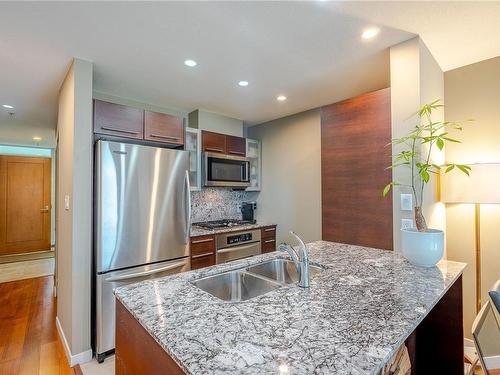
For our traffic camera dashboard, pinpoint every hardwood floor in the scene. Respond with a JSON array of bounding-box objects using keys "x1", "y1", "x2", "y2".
[{"x1": 0, "y1": 276, "x2": 75, "y2": 375}]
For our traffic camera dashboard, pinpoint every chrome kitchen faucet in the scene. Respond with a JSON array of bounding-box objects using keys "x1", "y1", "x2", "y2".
[{"x1": 278, "y1": 231, "x2": 310, "y2": 288}]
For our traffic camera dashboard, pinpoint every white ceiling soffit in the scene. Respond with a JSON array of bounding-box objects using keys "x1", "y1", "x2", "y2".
[{"x1": 333, "y1": 1, "x2": 500, "y2": 72}]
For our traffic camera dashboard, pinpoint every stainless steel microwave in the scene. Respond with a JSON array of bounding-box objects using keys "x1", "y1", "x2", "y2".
[{"x1": 203, "y1": 152, "x2": 250, "y2": 188}]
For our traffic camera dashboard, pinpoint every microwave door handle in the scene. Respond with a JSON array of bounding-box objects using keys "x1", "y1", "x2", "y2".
[
  {"x1": 185, "y1": 170, "x2": 191, "y2": 243},
  {"x1": 105, "y1": 260, "x2": 189, "y2": 282}
]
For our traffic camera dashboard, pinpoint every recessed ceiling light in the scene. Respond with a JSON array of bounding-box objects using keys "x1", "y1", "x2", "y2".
[
  {"x1": 362, "y1": 27, "x2": 380, "y2": 40},
  {"x1": 184, "y1": 59, "x2": 197, "y2": 67},
  {"x1": 33, "y1": 136, "x2": 42, "y2": 142},
  {"x1": 277, "y1": 95, "x2": 287, "y2": 101},
  {"x1": 238, "y1": 81, "x2": 249, "y2": 87},
  {"x1": 2, "y1": 104, "x2": 14, "y2": 109}
]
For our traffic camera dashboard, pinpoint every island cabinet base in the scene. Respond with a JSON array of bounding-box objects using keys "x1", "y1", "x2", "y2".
[
  {"x1": 115, "y1": 300, "x2": 185, "y2": 375},
  {"x1": 116, "y1": 276, "x2": 464, "y2": 375},
  {"x1": 405, "y1": 275, "x2": 464, "y2": 375}
]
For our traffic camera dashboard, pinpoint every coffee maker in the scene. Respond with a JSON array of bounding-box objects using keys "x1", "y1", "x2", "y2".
[{"x1": 241, "y1": 202, "x2": 257, "y2": 223}]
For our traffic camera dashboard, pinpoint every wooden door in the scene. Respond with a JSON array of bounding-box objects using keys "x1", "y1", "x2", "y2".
[
  {"x1": 201, "y1": 131, "x2": 227, "y2": 154},
  {"x1": 0, "y1": 156, "x2": 51, "y2": 255},
  {"x1": 321, "y1": 88, "x2": 393, "y2": 250},
  {"x1": 144, "y1": 111, "x2": 184, "y2": 145},
  {"x1": 226, "y1": 135, "x2": 246, "y2": 157},
  {"x1": 94, "y1": 100, "x2": 144, "y2": 140}
]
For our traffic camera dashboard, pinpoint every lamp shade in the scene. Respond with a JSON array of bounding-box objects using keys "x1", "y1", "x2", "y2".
[{"x1": 443, "y1": 163, "x2": 500, "y2": 204}]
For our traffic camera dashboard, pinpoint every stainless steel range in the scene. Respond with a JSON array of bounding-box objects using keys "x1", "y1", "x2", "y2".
[{"x1": 193, "y1": 220, "x2": 261, "y2": 263}]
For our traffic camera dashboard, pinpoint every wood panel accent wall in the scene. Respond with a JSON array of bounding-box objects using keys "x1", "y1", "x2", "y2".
[{"x1": 321, "y1": 88, "x2": 393, "y2": 250}]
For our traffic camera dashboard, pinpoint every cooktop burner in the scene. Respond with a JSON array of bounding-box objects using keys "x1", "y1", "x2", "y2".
[{"x1": 192, "y1": 219, "x2": 256, "y2": 229}]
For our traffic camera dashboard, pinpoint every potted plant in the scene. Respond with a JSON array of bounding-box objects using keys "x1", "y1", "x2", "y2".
[{"x1": 383, "y1": 100, "x2": 471, "y2": 267}]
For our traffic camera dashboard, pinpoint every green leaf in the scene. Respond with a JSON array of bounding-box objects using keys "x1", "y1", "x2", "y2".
[
  {"x1": 442, "y1": 137, "x2": 461, "y2": 143},
  {"x1": 457, "y1": 165, "x2": 471, "y2": 176},
  {"x1": 383, "y1": 183, "x2": 392, "y2": 197},
  {"x1": 420, "y1": 170, "x2": 430, "y2": 183},
  {"x1": 445, "y1": 164, "x2": 455, "y2": 173},
  {"x1": 436, "y1": 138, "x2": 444, "y2": 150}
]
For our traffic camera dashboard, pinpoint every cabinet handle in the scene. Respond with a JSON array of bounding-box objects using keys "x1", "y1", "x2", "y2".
[
  {"x1": 150, "y1": 134, "x2": 181, "y2": 141},
  {"x1": 205, "y1": 147, "x2": 224, "y2": 152},
  {"x1": 40, "y1": 206, "x2": 49, "y2": 213},
  {"x1": 264, "y1": 239, "x2": 275, "y2": 243},
  {"x1": 228, "y1": 151, "x2": 245, "y2": 156},
  {"x1": 264, "y1": 228, "x2": 275, "y2": 232},
  {"x1": 191, "y1": 252, "x2": 214, "y2": 259},
  {"x1": 192, "y1": 238, "x2": 214, "y2": 244},
  {"x1": 101, "y1": 126, "x2": 140, "y2": 135}
]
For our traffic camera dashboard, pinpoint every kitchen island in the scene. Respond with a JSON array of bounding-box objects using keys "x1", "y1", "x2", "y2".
[{"x1": 114, "y1": 241, "x2": 466, "y2": 375}]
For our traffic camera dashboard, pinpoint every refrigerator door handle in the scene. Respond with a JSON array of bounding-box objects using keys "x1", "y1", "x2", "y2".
[
  {"x1": 105, "y1": 260, "x2": 189, "y2": 282},
  {"x1": 185, "y1": 170, "x2": 191, "y2": 243}
]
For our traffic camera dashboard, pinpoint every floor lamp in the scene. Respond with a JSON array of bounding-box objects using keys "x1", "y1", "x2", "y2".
[{"x1": 443, "y1": 163, "x2": 500, "y2": 313}]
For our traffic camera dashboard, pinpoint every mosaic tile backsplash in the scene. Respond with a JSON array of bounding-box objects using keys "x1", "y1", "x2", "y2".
[{"x1": 191, "y1": 188, "x2": 258, "y2": 223}]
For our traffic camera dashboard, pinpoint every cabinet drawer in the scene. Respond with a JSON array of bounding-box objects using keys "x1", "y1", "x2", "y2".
[
  {"x1": 226, "y1": 135, "x2": 246, "y2": 157},
  {"x1": 191, "y1": 254, "x2": 216, "y2": 270},
  {"x1": 262, "y1": 238, "x2": 276, "y2": 253},
  {"x1": 190, "y1": 235, "x2": 215, "y2": 256},
  {"x1": 94, "y1": 100, "x2": 144, "y2": 139},
  {"x1": 261, "y1": 226, "x2": 276, "y2": 239},
  {"x1": 144, "y1": 111, "x2": 184, "y2": 145},
  {"x1": 202, "y1": 131, "x2": 226, "y2": 154}
]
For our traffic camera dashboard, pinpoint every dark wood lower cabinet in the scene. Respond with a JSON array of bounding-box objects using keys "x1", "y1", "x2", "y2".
[
  {"x1": 261, "y1": 225, "x2": 277, "y2": 253},
  {"x1": 116, "y1": 300, "x2": 184, "y2": 375},
  {"x1": 190, "y1": 234, "x2": 216, "y2": 270},
  {"x1": 115, "y1": 276, "x2": 463, "y2": 375}
]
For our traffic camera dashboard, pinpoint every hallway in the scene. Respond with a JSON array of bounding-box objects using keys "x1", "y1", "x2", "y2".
[{"x1": 0, "y1": 276, "x2": 75, "y2": 375}]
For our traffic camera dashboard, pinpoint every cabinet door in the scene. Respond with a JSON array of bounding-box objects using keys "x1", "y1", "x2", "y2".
[
  {"x1": 144, "y1": 111, "x2": 184, "y2": 145},
  {"x1": 201, "y1": 131, "x2": 226, "y2": 154},
  {"x1": 246, "y1": 139, "x2": 261, "y2": 191},
  {"x1": 94, "y1": 100, "x2": 144, "y2": 139},
  {"x1": 226, "y1": 135, "x2": 246, "y2": 157},
  {"x1": 185, "y1": 128, "x2": 201, "y2": 191}
]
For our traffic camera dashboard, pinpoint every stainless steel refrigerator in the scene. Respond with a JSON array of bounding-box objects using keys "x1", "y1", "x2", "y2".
[{"x1": 95, "y1": 140, "x2": 191, "y2": 362}]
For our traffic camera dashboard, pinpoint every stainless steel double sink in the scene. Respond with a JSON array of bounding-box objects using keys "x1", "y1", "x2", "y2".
[{"x1": 192, "y1": 259, "x2": 323, "y2": 302}]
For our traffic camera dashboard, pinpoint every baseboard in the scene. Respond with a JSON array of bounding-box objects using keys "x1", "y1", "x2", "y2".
[
  {"x1": 485, "y1": 355, "x2": 500, "y2": 368},
  {"x1": 56, "y1": 316, "x2": 93, "y2": 367}
]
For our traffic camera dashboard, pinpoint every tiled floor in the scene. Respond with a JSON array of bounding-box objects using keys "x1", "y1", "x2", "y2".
[
  {"x1": 0, "y1": 258, "x2": 54, "y2": 283},
  {"x1": 79, "y1": 356, "x2": 115, "y2": 375}
]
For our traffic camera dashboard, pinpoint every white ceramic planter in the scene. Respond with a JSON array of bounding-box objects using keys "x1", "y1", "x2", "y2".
[{"x1": 401, "y1": 228, "x2": 444, "y2": 267}]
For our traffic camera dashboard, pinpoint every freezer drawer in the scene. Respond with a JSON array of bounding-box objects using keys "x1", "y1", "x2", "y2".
[{"x1": 96, "y1": 258, "x2": 190, "y2": 358}]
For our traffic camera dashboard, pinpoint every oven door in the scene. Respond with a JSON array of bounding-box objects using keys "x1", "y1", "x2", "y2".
[
  {"x1": 216, "y1": 241, "x2": 261, "y2": 264},
  {"x1": 204, "y1": 152, "x2": 250, "y2": 187}
]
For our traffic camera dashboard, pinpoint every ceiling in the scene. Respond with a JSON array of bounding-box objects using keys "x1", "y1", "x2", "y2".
[{"x1": 0, "y1": 2, "x2": 499, "y2": 146}]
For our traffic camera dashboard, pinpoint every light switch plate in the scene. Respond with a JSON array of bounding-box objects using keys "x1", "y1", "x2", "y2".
[
  {"x1": 64, "y1": 195, "x2": 70, "y2": 211},
  {"x1": 401, "y1": 219, "x2": 413, "y2": 229},
  {"x1": 400, "y1": 194, "x2": 413, "y2": 211}
]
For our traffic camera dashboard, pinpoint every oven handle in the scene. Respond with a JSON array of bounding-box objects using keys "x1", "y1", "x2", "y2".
[
  {"x1": 105, "y1": 260, "x2": 188, "y2": 282},
  {"x1": 217, "y1": 242, "x2": 260, "y2": 254}
]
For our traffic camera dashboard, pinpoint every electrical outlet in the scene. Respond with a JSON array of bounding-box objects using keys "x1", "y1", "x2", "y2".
[
  {"x1": 401, "y1": 219, "x2": 413, "y2": 230},
  {"x1": 400, "y1": 194, "x2": 413, "y2": 211}
]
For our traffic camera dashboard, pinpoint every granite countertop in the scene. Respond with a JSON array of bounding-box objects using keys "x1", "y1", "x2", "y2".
[
  {"x1": 190, "y1": 223, "x2": 276, "y2": 237},
  {"x1": 114, "y1": 241, "x2": 466, "y2": 375}
]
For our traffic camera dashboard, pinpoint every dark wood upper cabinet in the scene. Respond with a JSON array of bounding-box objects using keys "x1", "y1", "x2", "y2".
[
  {"x1": 321, "y1": 87, "x2": 393, "y2": 251},
  {"x1": 226, "y1": 135, "x2": 246, "y2": 156},
  {"x1": 144, "y1": 111, "x2": 184, "y2": 145},
  {"x1": 94, "y1": 100, "x2": 144, "y2": 140},
  {"x1": 201, "y1": 131, "x2": 227, "y2": 154}
]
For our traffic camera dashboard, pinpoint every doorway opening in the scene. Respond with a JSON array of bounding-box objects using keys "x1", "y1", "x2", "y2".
[{"x1": 0, "y1": 145, "x2": 55, "y2": 283}]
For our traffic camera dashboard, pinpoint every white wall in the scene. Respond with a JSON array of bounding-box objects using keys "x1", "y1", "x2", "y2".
[
  {"x1": 389, "y1": 37, "x2": 445, "y2": 251},
  {"x1": 445, "y1": 56, "x2": 500, "y2": 338},
  {"x1": 190, "y1": 109, "x2": 243, "y2": 137},
  {"x1": 56, "y1": 58, "x2": 93, "y2": 365},
  {"x1": 247, "y1": 109, "x2": 321, "y2": 245}
]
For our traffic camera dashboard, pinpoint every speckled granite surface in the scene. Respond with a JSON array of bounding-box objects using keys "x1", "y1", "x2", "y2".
[
  {"x1": 114, "y1": 241, "x2": 466, "y2": 375},
  {"x1": 190, "y1": 223, "x2": 276, "y2": 237}
]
